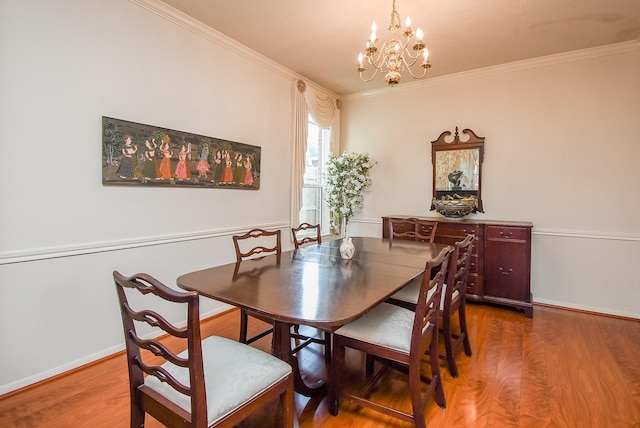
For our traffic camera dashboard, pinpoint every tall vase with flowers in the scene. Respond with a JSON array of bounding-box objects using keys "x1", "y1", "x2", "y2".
[{"x1": 325, "y1": 152, "x2": 375, "y2": 258}]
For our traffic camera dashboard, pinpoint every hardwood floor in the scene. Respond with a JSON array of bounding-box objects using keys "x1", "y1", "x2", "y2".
[{"x1": 1, "y1": 304, "x2": 639, "y2": 427}]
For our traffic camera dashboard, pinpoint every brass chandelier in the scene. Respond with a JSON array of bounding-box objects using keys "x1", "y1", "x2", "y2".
[{"x1": 357, "y1": 0, "x2": 431, "y2": 86}]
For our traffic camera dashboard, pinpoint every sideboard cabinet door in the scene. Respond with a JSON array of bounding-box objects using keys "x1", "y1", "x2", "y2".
[{"x1": 484, "y1": 225, "x2": 533, "y2": 317}]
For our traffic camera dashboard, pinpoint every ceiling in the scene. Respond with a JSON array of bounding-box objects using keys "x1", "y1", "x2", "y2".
[{"x1": 161, "y1": 0, "x2": 640, "y2": 95}]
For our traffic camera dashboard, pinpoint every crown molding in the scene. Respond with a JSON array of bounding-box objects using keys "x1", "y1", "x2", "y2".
[
  {"x1": 129, "y1": 0, "x2": 294, "y2": 80},
  {"x1": 345, "y1": 39, "x2": 640, "y2": 100},
  {"x1": 129, "y1": 0, "x2": 338, "y2": 98}
]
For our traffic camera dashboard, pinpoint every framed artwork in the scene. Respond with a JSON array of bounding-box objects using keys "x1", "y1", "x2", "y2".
[{"x1": 102, "y1": 116, "x2": 261, "y2": 189}]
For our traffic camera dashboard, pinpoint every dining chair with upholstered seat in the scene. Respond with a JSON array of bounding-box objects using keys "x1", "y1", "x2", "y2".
[
  {"x1": 290, "y1": 223, "x2": 332, "y2": 361},
  {"x1": 439, "y1": 234, "x2": 475, "y2": 377},
  {"x1": 232, "y1": 228, "x2": 281, "y2": 345},
  {"x1": 113, "y1": 271, "x2": 294, "y2": 428},
  {"x1": 329, "y1": 246, "x2": 453, "y2": 428},
  {"x1": 388, "y1": 217, "x2": 438, "y2": 242},
  {"x1": 291, "y1": 222, "x2": 322, "y2": 249},
  {"x1": 387, "y1": 233, "x2": 475, "y2": 378},
  {"x1": 233, "y1": 228, "x2": 331, "y2": 361},
  {"x1": 385, "y1": 218, "x2": 438, "y2": 310}
]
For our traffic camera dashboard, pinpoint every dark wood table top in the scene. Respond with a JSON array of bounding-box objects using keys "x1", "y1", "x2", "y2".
[
  {"x1": 177, "y1": 236, "x2": 448, "y2": 396},
  {"x1": 177, "y1": 237, "x2": 448, "y2": 329}
]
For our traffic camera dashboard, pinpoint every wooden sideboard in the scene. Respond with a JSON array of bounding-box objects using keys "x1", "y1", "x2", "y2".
[{"x1": 382, "y1": 215, "x2": 533, "y2": 317}]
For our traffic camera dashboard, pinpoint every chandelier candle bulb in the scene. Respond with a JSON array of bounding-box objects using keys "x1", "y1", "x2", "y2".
[{"x1": 357, "y1": 53, "x2": 365, "y2": 71}]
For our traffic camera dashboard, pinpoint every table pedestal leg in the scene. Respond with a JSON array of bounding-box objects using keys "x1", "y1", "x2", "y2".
[{"x1": 272, "y1": 320, "x2": 326, "y2": 397}]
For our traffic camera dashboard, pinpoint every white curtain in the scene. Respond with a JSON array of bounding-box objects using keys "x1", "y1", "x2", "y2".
[{"x1": 290, "y1": 79, "x2": 340, "y2": 226}]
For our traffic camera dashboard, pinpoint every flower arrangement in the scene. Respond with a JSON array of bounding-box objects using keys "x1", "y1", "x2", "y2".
[{"x1": 325, "y1": 152, "x2": 375, "y2": 237}]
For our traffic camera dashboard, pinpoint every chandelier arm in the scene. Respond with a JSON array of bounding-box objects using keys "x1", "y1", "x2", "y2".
[
  {"x1": 404, "y1": 64, "x2": 428, "y2": 79},
  {"x1": 359, "y1": 67, "x2": 382, "y2": 83},
  {"x1": 402, "y1": 47, "x2": 421, "y2": 62},
  {"x1": 401, "y1": 51, "x2": 421, "y2": 68}
]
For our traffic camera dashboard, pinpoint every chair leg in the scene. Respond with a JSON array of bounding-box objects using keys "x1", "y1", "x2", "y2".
[
  {"x1": 281, "y1": 376, "x2": 295, "y2": 428},
  {"x1": 324, "y1": 331, "x2": 331, "y2": 363},
  {"x1": 329, "y1": 342, "x2": 344, "y2": 416},
  {"x1": 459, "y1": 304, "x2": 472, "y2": 357},
  {"x1": 430, "y1": 333, "x2": 446, "y2": 409},
  {"x1": 365, "y1": 353, "x2": 375, "y2": 375},
  {"x1": 408, "y1": 364, "x2": 427, "y2": 428},
  {"x1": 130, "y1": 396, "x2": 145, "y2": 428},
  {"x1": 442, "y1": 313, "x2": 458, "y2": 378},
  {"x1": 239, "y1": 309, "x2": 249, "y2": 343}
]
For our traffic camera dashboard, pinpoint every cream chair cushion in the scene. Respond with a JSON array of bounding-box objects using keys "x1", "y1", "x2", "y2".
[
  {"x1": 390, "y1": 276, "x2": 458, "y2": 310},
  {"x1": 145, "y1": 336, "x2": 291, "y2": 425},
  {"x1": 334, "y1": 303, "x2": 432, "y2": 354}
]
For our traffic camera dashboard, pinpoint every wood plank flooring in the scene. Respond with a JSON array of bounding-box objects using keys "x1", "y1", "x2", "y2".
[{"x1": 1, "y1": 303, "x2": 639, "y2": 427}]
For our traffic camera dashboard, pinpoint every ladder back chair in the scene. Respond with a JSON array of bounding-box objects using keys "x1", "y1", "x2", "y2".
[
  {"x1": 329, "y1": 246, "x2": 453, "y2": 428},
  {"x1": 290, "y1": 223, "x2": 331, "y2": 361},
  {"x1": 386, "y1": 234, "x2": 475, "y2": 378},
  {"x1": 388, "y1": 217, "x2": 438, "y2": 243},
  {"x1": 232, "y1": 228, "x2": 329, "y2": 361},
  {"x1": 386, "y1": 218, "x2": 438, "y2": 309},
  {"x1": 291, "y1": 223, "x2": 322, "y2": 249},
  {"x1": 113, "y1": 271, "x2": 294, "y2": 428},
  {"x1": 232, "y1": 228, "x2": 281, "y2": 345},
  {"x1": 440, "y1": 233, "x2": 475, "y2": 377}
]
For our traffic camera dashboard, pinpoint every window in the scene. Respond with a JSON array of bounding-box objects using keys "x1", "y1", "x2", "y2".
[{"x1": 301, "y1": 115, "x2": 331, "y2": 235}]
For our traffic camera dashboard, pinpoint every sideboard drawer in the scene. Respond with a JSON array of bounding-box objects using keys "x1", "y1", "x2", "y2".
[
  {"x1": 486, "y1": 226, "x2": 528, "y2": 242},
  {"x1": 436, "y1": 222, "x2": 482, "y2": 239},
  {"x1": 467, "y1": 274, "x2": 483, "y2": 297},
  {"x1": 468, "y1": 253, "x2": 482, "y2": 275}
]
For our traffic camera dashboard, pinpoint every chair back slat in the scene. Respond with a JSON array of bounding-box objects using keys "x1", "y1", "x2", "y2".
[
  {"x1": 136, "y1": 358, "x2": 191, "y2": 396},
  {"x1": 389, "y1": 218, "x2": 438, "y2": 243}
]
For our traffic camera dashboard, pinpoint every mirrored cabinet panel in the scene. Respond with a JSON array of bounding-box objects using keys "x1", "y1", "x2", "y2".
[{"x1": 431, "y1": 127, "x2": 485, "y2": 215}]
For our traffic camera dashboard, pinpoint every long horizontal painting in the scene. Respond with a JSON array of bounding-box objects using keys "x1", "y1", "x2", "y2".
[{"x1": 102, "y1": 116, "x2": 261, "y2": 189}]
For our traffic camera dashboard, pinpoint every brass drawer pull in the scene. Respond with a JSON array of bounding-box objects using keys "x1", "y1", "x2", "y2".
[{"x1": 499, "y1": 267, "x2": 513, "y2": 275}]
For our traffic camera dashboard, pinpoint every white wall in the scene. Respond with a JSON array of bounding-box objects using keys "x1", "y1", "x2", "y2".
[
  {"x1": 0, "y1": 0, "x2": 303, "y2": 394},
  {"x1": 2, "y1": 0, "x2": 638, "y2": 397},
  {"x1": 340, "y1": 43, "x2": 640, "y2": 319}
]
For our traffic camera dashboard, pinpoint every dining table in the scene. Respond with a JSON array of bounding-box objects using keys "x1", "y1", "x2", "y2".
[{"x1": 176, "y1": 236, "x2": 448, "y2": 397}]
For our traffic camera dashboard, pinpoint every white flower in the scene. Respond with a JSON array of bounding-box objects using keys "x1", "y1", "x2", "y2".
[{"x1": 324, "y1": 152, "x2": 376, "y2": 235}]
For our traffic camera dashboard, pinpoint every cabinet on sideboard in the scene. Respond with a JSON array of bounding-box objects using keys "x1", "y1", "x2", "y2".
[{"x1": 382, "y1": 215, "x2": 533, "y2": 317}]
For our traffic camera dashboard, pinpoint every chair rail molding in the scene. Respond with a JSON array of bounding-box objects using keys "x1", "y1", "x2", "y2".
[{"x1": 0, "y1": 222, "x2": 290, "y2": 265}]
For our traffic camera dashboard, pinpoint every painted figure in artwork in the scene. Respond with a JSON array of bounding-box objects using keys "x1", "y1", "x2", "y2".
[
  {"x1": 158, "y1": 135, "x2": 173, "y2": 180},
  {"x1": 141, "y1": 138, "x2": 158, "y2": 180},
  {"x1": 210, "y1": 150, "x2": 222, "y2": 183},
  {"x1": 243, "y1": 154, "x2": 254, "y2": 185},
  {"x1": 220, "y1": 151, "x2": 235, "y2": 184},
  {"x1": 116, "y1": 134, "x2": 138, "y2": 179},
  {"x1": 234, "y1": 152, "x2": 244, "y2": 184},
  {"x1": 196, "y1": 145, "x2": 210, "y2": 178},
  {"x1": 175, "y1": 145, "x2": 192, "y2": 180}
]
